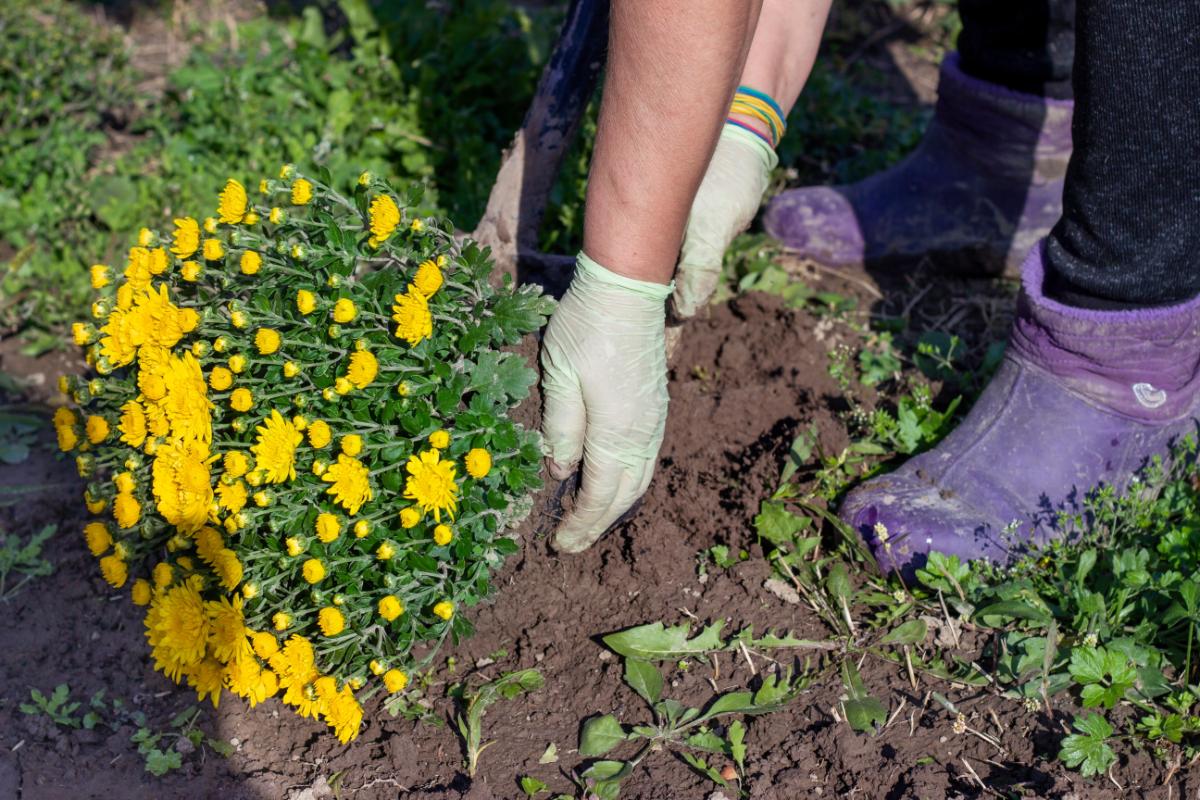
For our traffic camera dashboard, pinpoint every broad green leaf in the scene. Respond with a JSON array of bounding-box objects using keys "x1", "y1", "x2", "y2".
[
  {"x1": 579, "y1": 714, "x2": 626, "y2": 757},
  {"x1": 880, "y1": 619, "x2": 927, "y2": 646},
  {"x1": 974, "y1": 599, "x2": 1051, "y2": 627},
  {"x1": 1059, "y1": 714, "x2": 1116, "y2": 777},
  {"x1": 519, "y1": 776, "x2": 548, "y2": 796},
  {"x1": 754, "y1": 501, "x2": 809, "y2": 546},
  {"x1": 602, "y1": 621, "x2": 726, "y2": 661},
  {"x1": 728, "y1": 720, "x2": 746, "y2": 770},
  {"x1": 623, "y1": 659, "x2": 663, "y2": 705}
]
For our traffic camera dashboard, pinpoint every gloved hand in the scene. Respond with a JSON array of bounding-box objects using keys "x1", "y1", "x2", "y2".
[
  {"x1": 671, "y1": 124, "x2": 778, "y2": 319},
  {"x1": 541, "y1": 253, "x2": 673, "y2": 553}
]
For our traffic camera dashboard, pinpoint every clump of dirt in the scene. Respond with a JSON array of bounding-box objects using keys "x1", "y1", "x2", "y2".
[{"x1": 4, "y1": 280, "x2": 1196, "y2": 800}]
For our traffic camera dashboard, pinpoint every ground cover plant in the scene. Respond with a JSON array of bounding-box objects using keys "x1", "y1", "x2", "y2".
[{"x1": 55, "y1": 167, "x2": 551, "y2": 742}]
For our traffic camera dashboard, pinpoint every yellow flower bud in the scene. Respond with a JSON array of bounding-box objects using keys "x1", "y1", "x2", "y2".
[
  {"x1": 340, "y1": 434, "x2": 363, "y2": 457},
  {"x1": 428, "y1": 430, "x2": 450, "y2": 449},
  {"x1": 399, "y1": 507, "x2": 420, "y2": 529},
  {"x1": 383, "y1": 669, "x2": 408, "y2": 693},
  {"x1": 203, "y1": 238, "x2": 224, "y2": 260},
  {"x1": 283, "y1": 361, "x2": 300, "y2": 378},
  {"x1": 228, "y1": 354, "x2": 247, "y2": 374},
  {"x1": 432, "y1": 601, "x2": 454, "y2": 621},
  {"x1": 433, "y1": 524, "x2": 453, "y2": 546},
  {"x1": 302, "y1": 558, "x2": 326, "y2": 584},
  {"x1": 332, "y1": 298, "x2": 357, "y2": 324},
  {"x1": 269, "y1": 207, "x2": 285, "y2": 224},
  {"x1": 230, "y1": 387, "x2": 253, "y2": 412},
  {"x1": 376, "y1": 542, "x2": 395, "y2": 561},
  {"x1": 213, "y1": 336, "x2": 228, "y2": 353},
  {"x1": 181, "y1": 260, "x2": 202, "y2": 282},
  {"x1": 230, "y1": 310, "x2": 248, "y2": 329},
  {"x1": 90, "y1": 264, "x2": 111, "y2": 289},
  {"x1": 353, "y1": 519, "x2": 370, "y2": 538},
  {"x1": 273, "y1": 612, "x2": 292, "y2": 631},
  {"x1": 316, "y1": 513, "x2": 341, "y2": 543},
  {"x1": 378, "y1": 595, "x2": 404, "y2": 621},
  {"x1": 286, "y1": 537, "x2": 304, "y2": 557},
  {"x1": 253, "y1": 491, "x2": 271, "y2": 507},
  {"x1": 296, "y1": 289, "x2": 316, "y2": 315},
  {"x1": 240, "y1": 250, "x2": 262, "y2": 275}
]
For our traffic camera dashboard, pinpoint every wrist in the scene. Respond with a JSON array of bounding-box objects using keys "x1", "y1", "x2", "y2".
[{"x1": 574, "y1": 252, "x2": 674, "y2": 303}]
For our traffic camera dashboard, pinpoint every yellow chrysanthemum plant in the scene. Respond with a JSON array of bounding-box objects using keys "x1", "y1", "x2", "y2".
[{"x1": 59, "y1": 167, "x2": 553, "y2": 743}]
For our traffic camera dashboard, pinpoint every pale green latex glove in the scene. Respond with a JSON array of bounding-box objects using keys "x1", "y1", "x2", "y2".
[
  {"x1": 672, "y1": 124, "x2": 778, "y2": 319},
  {"x1": 541, "y1": 253, "x2": 672, "y2": 553}
]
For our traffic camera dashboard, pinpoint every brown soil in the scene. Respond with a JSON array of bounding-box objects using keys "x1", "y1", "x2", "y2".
[{"x1": 3, "y1": 273, "x2": 1198, "y2": 800}]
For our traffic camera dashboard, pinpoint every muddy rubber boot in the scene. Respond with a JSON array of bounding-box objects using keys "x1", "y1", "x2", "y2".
[
  {"x1": 762, "y1": 54, "x2": 1073, "y2": 278},
  {"x1": 839, "y1": 243, "x2": 1200, "y2": 572}
]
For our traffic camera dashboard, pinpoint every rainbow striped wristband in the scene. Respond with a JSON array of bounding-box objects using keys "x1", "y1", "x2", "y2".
[{"x1": 727, "y1": 85, "x2": 786, "y2": 148}]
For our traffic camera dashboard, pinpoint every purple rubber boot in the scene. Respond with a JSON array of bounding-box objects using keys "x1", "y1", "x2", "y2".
[
  {"x1": 840, "y1": 243, "x2": 1200, "y2": 571},
  {"x1": 763, "y1": 54, "x2": 1073, "y2": 278}
]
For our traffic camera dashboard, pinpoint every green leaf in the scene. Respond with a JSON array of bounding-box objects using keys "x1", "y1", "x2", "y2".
[
  {"x1": 974, "y1": 599, "x2": 1051, "y2": 627},
  {"x1": 728, "y1": 720, "x2": 746, "y2": 771},
  {"x1": 623, "y1": 659, "x2": 663, "y2": 705},
  {"x1": 519, "y1": 776, "x2": 548, "y2": 796},
  {"x1": 754, "y1": 501, "x2": 809, "y2": 547},
  {"x1": 602, "y1": 621, "x2": 725, "y2": 661},
  {"x1": 880, "y1": 619, "x2": 927, "y2": 646},
  {"x1": 841, "y1": 661, "x2": 886, "y2": 734},
  {"x1": 1059, "y1": 713, "x2": 1116, "y2": 777},
  {"x1": 579, "y1": 714, "x2": 626, "y2": 757},
  {"x1": 143, "y1": 748, "x2": 183, "y2": 776}
]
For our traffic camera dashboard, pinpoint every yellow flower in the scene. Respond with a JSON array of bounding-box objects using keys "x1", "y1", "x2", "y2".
[
  {"x1": 72, "y1": 322, "x2": 92, "y2": 346},
  {"x1": 273, "y1": 612, "x2": 292, "y2": 631},
  {"x1": 346, "y1": 350, "x2": 378, "y2": 389},
  {"x1": 279, "y1": 164, "x2": 294, "y2": 179},
  {"x1": 147, "y1": 247, "x2": 169, "y2": 276},
  {"x1": 433, "y1": 601, "x2": 454, "y2": 621},
  {"x1": 85, "y1": 493, "x2": 107, "y2": 514},
  {"x1": 369, "y1": 195, "x2": 400, "y2": 242},
  {"x1": 413, "y1": 259, "x2": 444, "y2": 297},
  {"x1": 228, "y1": 354, "x2": 247, "y2": 374},
  {"x1": 296, "y1": 289, "x2": 316, "y2": 315},
  {"x1": 212, "y1": 549, "x2": 244, "y2": 591},
  {"x1": 90, "y1": 264, "x2": 111, "y2": 289},
  {"x1": 181, "y1": 260, "x2": 202, "y2": 282},
  {"x1": 251, "y1": 632, "x2": 279, "y2": 659},
  {"x1": 206, "y1": 594, "x2": 250, "y2": 663},
  {"x1": 145, "y1": 577, "x2": 209, "y2": 681},
  {"x1": 218, "y1": 179, "x2": 248, "y2": 224},
  {"x1": 322, "y1": 455, "x2": 373, "y2": 515},
  {"x1": 369, "y1": 660, "x2": 385, "y2": 676},
  {"x1": 318, "y1": 607, "x2": 345, "y2": 637},
  {"x1": 213, "y1": 336, "x2": 228, "y2": 353},
  {"x1": 307, "y1": 420, "x2": 332, "y2": 448},
  {"x1": 302, "y1": 558, "x2": 326, "y2": 584},
  {"x1": 315, "y1": 513, "x2": 341, "y2": 543},
  {"x1": 292, "y1": 415, "x2": 308, "y2": 431},
  {"x1": 243, "y1": 211, "x2": 259, "y2": 225},
  {"x1": 184, "y1": 657, "x2": 224, "y2": 708},
  {"x1": 84, "y1": 521, "x2": 112, "y2": 556},
  {"x1": 353, "y1": 519, "x2": 370, "y2": 538},
  {"x1": 323, "y1": 683, "x2": 363, "y2": 743},
  {"x1": 195, "y1": 526, "x2": 224, "y2": 564},
  {"x1": 255, "y1": 327, "x2": 282, "y2": 355},
  {"x1": 410, "y1": 218, "x2": 424, "y2": 232},
  {"x1": 383, "y1": 669, "x2": 408, "y2": 693},
  {"x1": 230, "y1": 387, "x2": 253, "y2": 412},
  {"x1": 403, "y1": 449, "x2": 459, "y2": 521},
  {"x1": 433, "y1": 524, "x2": 453, "y2": 546},
  {"x1": 378, "y1": 595, "x2": 404, "y2": 621},
  {"x1": 230, "y1": 309, "x2": 248, "y2": 329},
  {"x1": 204, "y1": 217, "x2": 219, "y2": 234},
  {"x1": 113, "y1": 492, "x2": 141, "y2": 529},
  {"x1": 153, "y1": 562, "x2": 173, "y2": 588},
  {"x1": 465, "y1": 448, "x2": 492, "y2": 478},
  {"x1": 428, "y1": 430, "x2": 449, "y2": 449},
  {"x1": 84, "y1": 414, "x2": 109, "y2": 444},
  {"x1": 358, "y1": 171, "x2": 372, "y2": 186},
  {"x1": 99, "y1": 555, "x2": 128, "y2": 588},
  {"x1": 240, "y1": 250, "x2": 262, "y2": 275},
  {"x1": 340, "y1": 434, "x2": 363, "y2": 457},
  {"x1": 269, "y1": 207, "x2": 285, "y2": 224},
  {"x1": 54, "y1": 408, "x2": 78, "y2": 452},
  {"x1": 376, "y1": 542, "x2": 394, "y2": 561},
  {"x1": 283, "y1": 361, "x2": 300, "y2": 378},
  {"x1": 252, "y1": 409, "x2": 303, "y2": 483},
  {"x1": 131, "y1": 579, "x2": 152, "y2": 606},
  {"x1": 203, "y1": 238, "x2": 225, "y2": 261},
  {"x1": 253, "y1": 490, "x2": 271, "y2": 507},
  {"x1": 209, "y1": 366, "x2": 233, "y2": 391},
  {"x1": 216, "y1": 480, "x2": 248, "y2": 514},
  {"x1": 291, "y1": 178, "x2": 313, "y2": 205},
  {"x1": 332, "y1": 298, "x2": 357, "y2": 324},
  {"x1": 335, "y1": 377, "x2": 353, "y2": 396},
  {"x1": 113, "y1": 471, "x2": 135, "y2": 494},
  {"x1": 286, "y1": 537, "x2": 304, "y2": 556},
  {"x1": 223, "y1": 451, "x2": 249, "y2": 478},
  {"x1": 137, "y1": 227, "x2": 155, "y2": 247},
  {"x1": 151, "y1": 439, "x2": 213, "y2": 533},
  {"x1": 172, "y1": 218, "x2": 200, "y2": 258},
  {"x1": 399, "y1": 507, "x2": 420, "y2": 528},
  {"x1": 391, "y1": 285, "x2": 433, "y2": 346}
]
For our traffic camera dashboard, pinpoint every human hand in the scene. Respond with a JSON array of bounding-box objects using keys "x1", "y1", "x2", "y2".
[
  {"x1": 540, "y1": 253, "x2": 673, "y2": 552},
  {"x1": 671, "y1": 124, "x2": 777, "y2": 319}
]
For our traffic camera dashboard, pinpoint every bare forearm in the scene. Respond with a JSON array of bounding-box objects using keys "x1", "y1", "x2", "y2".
[
  {"x1": 582, "y1": 0, "x2": 762, "y2": 285},
  {"x1": 738, "y1": 0, "x2": 832, "y2": 114}
]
